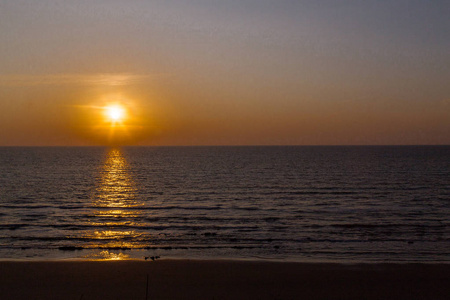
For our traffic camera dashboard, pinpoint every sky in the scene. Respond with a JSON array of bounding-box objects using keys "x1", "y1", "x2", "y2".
[{"x1": 0, "y1": 0, "x2": 449, "y2": 146}]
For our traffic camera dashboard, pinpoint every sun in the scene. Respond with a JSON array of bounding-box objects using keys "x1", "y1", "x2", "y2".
[{"x1": 104, "y1": 104, "x2": 126, "y2": 123}]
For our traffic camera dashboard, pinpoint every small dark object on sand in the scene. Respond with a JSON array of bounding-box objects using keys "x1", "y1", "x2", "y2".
[{"x1": 145, "y1": 256, "x2": 160, "y2": 261}]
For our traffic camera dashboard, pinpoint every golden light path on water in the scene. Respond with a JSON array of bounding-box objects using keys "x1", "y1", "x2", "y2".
[{"x1": 85, "y1": 148, "x2": 142, "y2": 260}]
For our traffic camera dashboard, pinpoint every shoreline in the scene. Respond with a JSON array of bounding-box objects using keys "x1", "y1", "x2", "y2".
[
  {"x1": 0, "y1": 256, "x2": 449, "y2": 264},
  {"x1": 1, "y1": 259, "x2": 449, "y2": 299},
  {"x1": 1, "y1": 253, "x2": 449, "y2": 264}
]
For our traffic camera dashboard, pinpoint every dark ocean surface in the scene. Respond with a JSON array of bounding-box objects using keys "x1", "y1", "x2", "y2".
[{"x1": 0, "y1": 146, "x2": 449, "y2": 262}]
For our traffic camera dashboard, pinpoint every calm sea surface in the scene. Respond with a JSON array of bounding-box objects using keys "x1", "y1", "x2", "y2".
[{"x1": 0, "y1": 146, "x2": 449, "y2": 262}]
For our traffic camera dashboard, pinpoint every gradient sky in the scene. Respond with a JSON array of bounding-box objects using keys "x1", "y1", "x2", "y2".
[{"x1": 1, "y1": 0, "x2": 449, "y2": 146}]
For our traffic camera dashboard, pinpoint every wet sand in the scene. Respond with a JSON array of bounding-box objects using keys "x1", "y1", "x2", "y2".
[{"x1": 0, "y1": 260, "x2": 448, "y2": 299}]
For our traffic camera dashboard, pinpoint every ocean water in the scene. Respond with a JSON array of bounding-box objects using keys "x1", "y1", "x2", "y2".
[{"x1": 0, "y1": 146, "x2": 449, "y2": 262}]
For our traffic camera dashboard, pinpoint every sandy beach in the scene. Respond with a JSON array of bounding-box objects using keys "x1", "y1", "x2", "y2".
[{"x1": 0, "y1": 260, "x2": 448, "y2": 300}]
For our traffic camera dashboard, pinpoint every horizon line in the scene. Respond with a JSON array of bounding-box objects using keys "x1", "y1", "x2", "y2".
[{"x1": 0, "y1": 144, "x2": 449, "y2": 148}]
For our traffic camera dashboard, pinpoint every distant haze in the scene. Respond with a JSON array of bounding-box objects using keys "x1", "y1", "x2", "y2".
[{"x1": 1, "y1": 1, "x2": 449, "y2": 146}]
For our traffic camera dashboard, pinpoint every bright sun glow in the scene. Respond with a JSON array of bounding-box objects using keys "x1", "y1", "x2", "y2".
[{"x1": 105, "y1": 104, "x2": 126, "y2": 122}]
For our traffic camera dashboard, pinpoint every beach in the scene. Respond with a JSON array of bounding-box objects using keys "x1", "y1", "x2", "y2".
[
  {"x1": 0, "y1": 260, "x2": 448, "y2": 300},
  {"x1": 2, "y1": 0, "x2": 449, "y2": 298}
]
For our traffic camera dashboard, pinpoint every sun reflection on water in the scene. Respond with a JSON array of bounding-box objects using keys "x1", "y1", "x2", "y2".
[
  {"x1": 85, "y1": 250, "x2": 130, "y2": 261},
  {"x1": 95, "y1": 148, "x2": 138, "y2": 208},
  {"x1": 85, "y1": 148, "x2": 144, "y2": 259}
]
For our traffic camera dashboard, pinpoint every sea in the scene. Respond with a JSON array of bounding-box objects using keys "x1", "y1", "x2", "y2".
[{"x1": 0, "y1": 146, "x2": 449, "y2": 262}]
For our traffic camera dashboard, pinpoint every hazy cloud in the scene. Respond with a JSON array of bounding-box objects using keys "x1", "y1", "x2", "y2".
[{"x1": 0, "y1": 73, "x2": 159, "y2": 87}]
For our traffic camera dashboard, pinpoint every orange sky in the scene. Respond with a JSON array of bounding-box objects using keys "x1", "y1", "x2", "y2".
[{"x1": 0, "y1": 1, "x2": 449, "y2": 146}]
